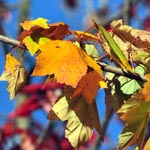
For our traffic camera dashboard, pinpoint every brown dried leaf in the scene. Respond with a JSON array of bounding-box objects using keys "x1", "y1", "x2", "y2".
[{"x1": 72, "y1": 70, "x2": 106, "y2": 104}]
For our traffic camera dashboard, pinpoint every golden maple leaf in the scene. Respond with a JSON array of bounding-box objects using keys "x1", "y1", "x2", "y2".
[{"x1": 32, "y1": 40, "x2": 88, "y2": 88}]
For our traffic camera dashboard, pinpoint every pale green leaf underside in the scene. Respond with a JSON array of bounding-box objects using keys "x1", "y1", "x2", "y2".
[{"x1": 48, "y1": 88, "x2": 102, "y2": 148}]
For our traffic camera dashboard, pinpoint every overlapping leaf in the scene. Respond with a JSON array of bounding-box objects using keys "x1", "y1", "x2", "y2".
[
  {"x1": 0, "y1": 54, "x2": 27, "y2": 99},
  {"x1": 72, "y1": 70, "x2": 106, "y2": 104},
  {"x1": 117, "y1": 95, "x2": 150, "y2": 150},
  {"x1": 19, "y1": 21, "x2": 70, "y2": 43},
  {"x1": 48, "y1": 87, "x2": 102, "y2": 149}
]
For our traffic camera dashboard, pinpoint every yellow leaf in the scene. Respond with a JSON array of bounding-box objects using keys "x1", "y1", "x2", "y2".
[
  {"x1": 72, "y1": 71, "x2": 106, "y2": 104},
  {"x1": 23, "y1": 36, "x2": 39, "y2": 56},
  {"x1": 20, "y1": 18, "x2": 49, "y2": 31},
  {"x1": 0, "y1": 65, "x2": 27, "y2": 99},
  {"x1": 48, "y1": 87, "x2": 102, "y2": 148},
  {"x1": 23, "y1": 36, "x2": 50, "y2": 56},
  {"x1": 5, "y1": 54, "x2": 20, "y2": 75},
  {"x1": 32, "y1": 40, "x2": 88, "y2": 88}
]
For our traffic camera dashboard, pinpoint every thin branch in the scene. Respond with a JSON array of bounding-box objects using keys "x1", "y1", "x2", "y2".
[
  {"x1": 98, "y1": 62, "x2": 146, "y2": 82},
  {"x1": 0, "y1": 34, "x2": 147, "y2": 82},
  {"x1": 0, "y1": 34, "x2": 22, "y2": 47}
]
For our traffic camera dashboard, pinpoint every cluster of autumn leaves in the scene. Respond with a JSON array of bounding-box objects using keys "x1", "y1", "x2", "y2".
[{"x1": 0, "y1": 18, "x2": 150, "y2": 149}]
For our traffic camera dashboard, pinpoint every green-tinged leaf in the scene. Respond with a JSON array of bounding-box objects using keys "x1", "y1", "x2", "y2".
[
  {"x1": 117, "y1": 99, "x2": 150, "y2": 150},
  {"x1": 48, "y1": 87, "x2": 102, "y2": 149},
  {"x1": 73, "y1": 42, "x2": 99, "y2": 58},
  {"x1": 118, "y1": 64, "x2": 145, "y2": 95},
  {"x1": 83, "y1": 43, "x2": 99, "y2": 58},
  {"x1": 96, "y1": 23, "x2": 132, "y2": 72},
  {"x1": 0, "y1": 66, "x2": 27, "y2": 99}
]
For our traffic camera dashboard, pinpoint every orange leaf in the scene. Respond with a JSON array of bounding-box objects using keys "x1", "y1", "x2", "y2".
[
  {"x1": 32, "y1": 40, "x2": 88, "y2": 88},
  {"x1": 142, "y1": 74, "x2": 150, "y2": 101},
  {"x1": 5, "y1": 54, "x2": 20, "y2": 75},
  {"x1": 72, "y1": 71, "x2": 106, "y2": 104}
]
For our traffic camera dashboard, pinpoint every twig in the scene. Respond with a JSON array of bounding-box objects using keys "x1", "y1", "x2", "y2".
[{"x1": 0, "y1": 34, "x2": 147, "y2": 82}]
